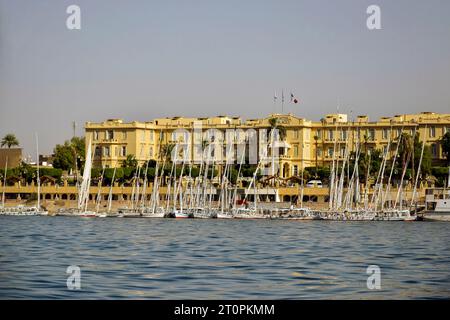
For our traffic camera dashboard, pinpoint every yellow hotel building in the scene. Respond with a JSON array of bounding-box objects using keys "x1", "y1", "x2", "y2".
[{"x1": 85, "y1": 112, "x2": 450, "y2": 178}]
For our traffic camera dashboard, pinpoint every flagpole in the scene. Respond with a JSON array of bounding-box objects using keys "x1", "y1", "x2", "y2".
[
  {"x1": 281, "y1": 89, "x2": 284, "y2": 114},
  {"x1": 273, "y1": 91, "x2": 277, "y2": 114}
]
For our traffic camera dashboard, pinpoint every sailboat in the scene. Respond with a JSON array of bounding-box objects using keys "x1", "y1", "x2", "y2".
[
  {"x1": 0, "y1": 157, "x2": 8, "y2": 215},
  {"x1": 94, "y1": 167, "x2": 107, "y2": 218},
  {"x1": 58, "y1": 138, "x2": 96, "y2": 217},
  {"x1": 34, "y1": 134, "x2": 48, "y2": 216}
]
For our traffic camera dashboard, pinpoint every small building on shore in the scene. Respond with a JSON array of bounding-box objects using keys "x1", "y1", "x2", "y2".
[{"x1": 0, "y1": 148, "x2": 23, "y2": 169}]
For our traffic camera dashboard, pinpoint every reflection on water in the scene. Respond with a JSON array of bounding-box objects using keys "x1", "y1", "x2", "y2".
[{"x1": 0, "y1": 216, "x2": 449, "y2": 299}]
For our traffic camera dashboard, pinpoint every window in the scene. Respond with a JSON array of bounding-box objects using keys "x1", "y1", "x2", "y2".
[
  {"x1": 293, "y1": 130, "x2": 299, "y2": 139},
  {"x1": 382, "y1": 129, "x2": 388, "y2": 140},
  {"x1": 316, "y1": 130, "x2": 321, "y2": 139},
  {"x1": 294, "y1": 145, "x2": 299, "y2": 157},
  {"x1": 94, "y1": 131, "x2": 99, "y2": 141},
  {"x1": 149, "y1": 131, "x2": 154, "y2": 142},
  {"x1": 317, "y1": 148, "x2": 322, "y2": 157},
  {"x1": 431, "y1": 144, "x2": 438, "y2": 157},
  {"x1": 149, "y1": 146, "x2": 153, "y2": 158},
  {"x1": 103, "y1": 146, "x2": 110, "y2": 157},
  {"x1": 120, "y1": 146, "x2": 126, "y2": 157},
  {"x1": 106, "y1": 130, "x2": 114, "y2": 140},
  {"x1": 328, "y1": 148, "x2": 333, "y2": 158},
  {"x1": 122, "y1": 131, "x2": 127, "y2": 140},
  {"x1": 429, "y1": 127, "x2": 436, "y2": 138},
  {"x1": 328, "y1": 130, "x2": 334, "y2": 140},
  {"x1": 293, "y1": 165, "x2": 298, "y2": 176},
  {"x1": 340, "y1": 130, "x2": 347, "y2": 141},
  {"x1": 95, "y1": 146, "x2": 101, "y2": 157},
  {"x1": 368, "y1": 129, "x2": 375, "y2": 141}
]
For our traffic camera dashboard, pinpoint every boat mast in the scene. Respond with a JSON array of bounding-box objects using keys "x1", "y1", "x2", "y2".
[
  {"x1": 383, "y1": 127, "x2": 403, "y2": 210},
  {"x1": 95, "y1": 166, "x2": 106, "y2": 213},
  {"x1": 35, "y1": 134, "x2": 41, "y2": 211},
  {"x1": 373, "y1": 126, "x2": 393, "y2": 211},
  {"x1": 175, "y1": 150, "x2": 186, "y2": 213},
  {"x1": 336, "y1": 128, "x2": 350, "y2": 210},
  {"x1": 232, "y1": 143, "x2": 246, "y2": 212},
  {"x1": 165, "y1": 144, "x2": 177, "y2": 213},
  {"x1": 208, "y1": 154, "x2": 215, "y2": 209},
  {"x1": 300, "y1": 142, "x2": 304, "y2": 208},
  {"x1": 140, "y1": 158, "x2": 150, "y2": 210},
  {"x1": 344, "y1": 131, "x2": 361, "y2": 210},
  {"x1": 363, "y1": 152, "x2": 371, "y2": 210},
  {"x1": 171, "y1": 144, "x2": 179, "y2": 212},
  {"x1": 2, "y1": 157, "x2": 7, "y2": 208},
  {"x1": 329, "y1": 121, "x2": 339, "y2": 210},
  {"x1": 107, "y1": 167, "x2": 116, "y2": 213},
  {"x1": 394, "y1": 128, "x2": 416, "y2": 208},
  {"x1": 410, "y1": 125, "x2": 427, "y2": 211}
]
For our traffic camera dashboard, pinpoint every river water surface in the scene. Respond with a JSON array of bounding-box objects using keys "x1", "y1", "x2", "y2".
[{"x1": 0, "y1": 216, "x2": 449, "y2": 299}]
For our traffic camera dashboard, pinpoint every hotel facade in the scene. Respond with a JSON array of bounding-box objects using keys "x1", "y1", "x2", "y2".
[{"x1": 85, "y1": 112, "x2": 450, "y2": 178}]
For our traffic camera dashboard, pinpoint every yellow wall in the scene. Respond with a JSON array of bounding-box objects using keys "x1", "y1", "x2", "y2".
[{"x1": 85, "y1": 112, "x2": 450, "y2": 176}]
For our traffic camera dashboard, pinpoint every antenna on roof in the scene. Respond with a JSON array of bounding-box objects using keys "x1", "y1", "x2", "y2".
[{"x1": 72, "y1": 121, "x2": 76, "y2": 138}]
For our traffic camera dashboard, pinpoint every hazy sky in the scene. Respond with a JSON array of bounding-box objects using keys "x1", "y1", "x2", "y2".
[{"x1": 1, "y1": 0, "x2": 450, "y2": 157}]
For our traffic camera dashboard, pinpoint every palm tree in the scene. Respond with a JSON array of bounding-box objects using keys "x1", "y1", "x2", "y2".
[
  {"x1": 267, "y1": 117, "x2": 287, "y2": 184},
  {"x1": 1, "y1": 134, "x2": 19, "y2": 148},
  {"x1": 398, "y1": 132, "x2": 414, "y2": 182},
  {"x1": 122, "y1": 154, "x2": 138, "y2": 168},
  {"x1": 268, "y1": 117, "x2": 286, "y2": 141},
  {"x1": 161, "y1": 143, "x2": 176, "y2": 162},
  {"x1": 363, "y1": 134, "x2": 369, "y2": 156}
]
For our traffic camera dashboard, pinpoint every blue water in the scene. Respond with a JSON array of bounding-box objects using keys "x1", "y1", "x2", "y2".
[{"x1": 0, "y1": 216, "x2": 449, "y2": 299}]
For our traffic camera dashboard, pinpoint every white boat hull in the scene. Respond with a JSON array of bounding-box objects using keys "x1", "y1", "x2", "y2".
[
  {"x1": 142, "y1": 213, "x2": 165, "y2": 218},
  {"x1": 423, "y1": 213, "x2": 450, "y2": 221}
]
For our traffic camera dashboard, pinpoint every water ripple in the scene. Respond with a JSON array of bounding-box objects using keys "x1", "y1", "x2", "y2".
[{"x1": 0, "y1": 216, "x2": 449, "y2": 299}]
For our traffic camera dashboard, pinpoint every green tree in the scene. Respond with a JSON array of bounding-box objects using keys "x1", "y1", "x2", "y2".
[
  {"x1": 16, "y1": 161, "x2": 33, "y2": 182},
  {"x1": 39, "y1": 168, "x2": 63, "y2": 182},
  {"x1": 432, "y1": 167, "x2": 450, "y2": 187},
  {"x1": 441, "y1": 132, "x2": 450, "y2": 165},
  {"x1": 122, "y1": 154, "x2": 138, "y2": 168},
  {"x1": 420, "y1": 145, "x2": 432, "y2": 176},
  {"x1": 53, "y1": 143, "x2": 74, "y2": 170},
  {"x1": 53, "y1": 136, "x2": 85, "y2": 171},
  {"x1": 1, "y1": 134, "x2": 19, "y2": 148},
  {"x1": 70, "y1": 137, "x2": 86, "y2": 163}
]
